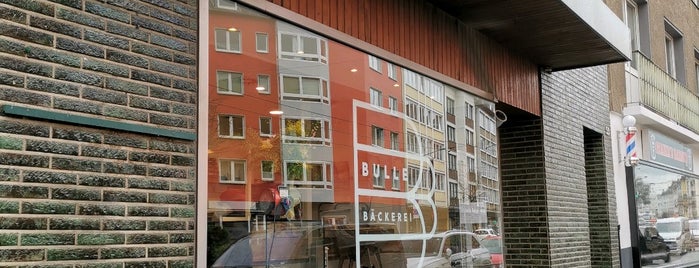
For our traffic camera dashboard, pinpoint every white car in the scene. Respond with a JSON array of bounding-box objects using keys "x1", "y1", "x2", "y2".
[
  {"x1": 474, "y1": 229, "x2": 498, "y2": 240},
  {"x1": 406, "y1": 231, "x2": 492, "y2": 268}
]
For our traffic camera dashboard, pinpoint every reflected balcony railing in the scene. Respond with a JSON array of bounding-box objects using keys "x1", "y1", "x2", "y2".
[{"x1": 631, "y1": 51, "x2": 699, "y2": 133}]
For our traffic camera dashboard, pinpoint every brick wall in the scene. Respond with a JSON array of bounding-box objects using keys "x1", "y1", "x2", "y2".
[
  {"x1": 0, "y1": 0, "x2": 197, "y2": 267},
  {"x1": 500, "y1": 66, "x2": 619, "y2": 268}
]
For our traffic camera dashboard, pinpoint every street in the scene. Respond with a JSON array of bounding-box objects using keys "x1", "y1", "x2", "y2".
[{"x1": 646, "y1": 250, "x2": 699, "y2": 268}]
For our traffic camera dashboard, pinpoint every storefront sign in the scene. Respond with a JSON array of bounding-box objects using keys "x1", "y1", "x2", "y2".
[
  {"x1": 647, "y1": 130, "x2": 693, "y2": 171},
  {"x1": 361, "y1": 208, "x2": 414, "y2": 223}
]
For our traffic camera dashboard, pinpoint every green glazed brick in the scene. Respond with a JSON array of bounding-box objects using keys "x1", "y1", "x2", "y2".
[
  {"x1": 130, "y1": 152, "x2": 169, "y2": 164},
  {"x1": 24, "y1": 171, "x2": 77, "y2": 184},
  {"x1": 0, "y1": 55, "x2": 52, "y2": 77},
  {"x1": 132, "y1": 43, "x2": 172, "y2": 61},
  {"x1": 85, "y1": 29, "x2": 128, "y2": 49},
  {"x1": 101, "y1": 247, "x2": 145, "y2": 259},
  {"x1": 173, "y1": 3, "x2": 195, "y2": 17},
  {"x1": 22, "y1": 201, "x2": 76, "y2": 214},
  {"x1": 130, "y1": 96, "x2": 170, "y2": 112},
  {"x1": 172, "y1": 79, "x2": 196, "y2": 92},
  {"x1": 173, "y1": 54, "x2": 195, "y2": 65},
  {"x1": 0, "y1": 153, "x2": 49, "y2": 168},
  {"x1": 58, "y1": 8, "x2": 105, "y2": 29},
  {"x1": 169, "y1": 259, "x2": 194, "y2": 268},
  {"x1": 173, "y1": 28, "x2": 196, "y2": 42},
  {"x1": 104, "y1": 135, "x2": 147, "y2": 149},
  {"x1": 53, "y1": 128, "x2": 102, "y2": 143},
  {"x1": 75, "y1": 262, "x2": 123, "y2": 268},
  {"x1": 49, "y1": 218, "x2": 100, "y2": 230},
  {"x1": 51, "y1": 188, "x2": 101, "y2": 201},
  {"x1": 83, "y1": 59, "x2": 130, "y2": 78},
  {"x1": 50, "y1": 0, "x2": 82, "y2": 9},
  {"x1": 0, "y1": 23, "x2": 53, "y2": 46},
  {"x1": 21, "y1": 233, "x2": 74, "y2": 245},
  {"x1": 124, "y1": 261, "x2": 166, "y2": 268},
  {"x1": 78, "y1": 175, "x2": 125, "y2": 188},
  {"x1": 106, "y1": 21, "x2": 148, "y2": 42},
  {"x1": 149, "y1": 86, "x2": 188, "y2": 103},
  {"x1": 26, "y1": 140, "x2": 79, "y2": 155},
  {"x1": 26, "y1": 45, "x2": 81, "y2": 68},
  {"x1": 103, "y1": 162, "x2": 147, "y2": 176},
  {"x1": 172, "y1": 103, "x2": 195, "y2": 116},
  {"x1": 128, "y1": 178, "x2": 169, "y2": 190},
  {"x1": 29, "y1": 17, "x2": 81, "y2": 38},
  {"x1": 148, "y1": 220, "x2": 186, "y2": 231},
  {"x1": 105, "y1": 50, "x2": 148, "y2": 69},
  {"x1": 171, "y1": 155, "x2": 194, "y2": 167},
  {"x1": 133, "y1": 16, "x2": 172, "y2": 35},
  {"x1": 170, "y1": 207, "x2": 194, "y2": 218},
  {"x1": 0, "y1": 137, "x2": 22, "y2": 150},
  {"x1": 0, "y1": 200, "x2": 19, "y2": 213},
  {"x1": 105, "y1": 77, "x2": 148, "y2": 95},
  {"x1": 27, "y1": 77, "x2": 80, "y2": 96},
  {"x1": 0, "y1": 217, "x2": 47, "y2": 230},
  {"x1": 148, "y1": 246, "x2": 187, "y2": 257},
  {"x1": 82, "y1": 146, "x2": 127, "y2": 160},
  {"x1": 78, "y1": 204, "x2": 125, "y2": 216},
  {"x1": 151, "y1": 9, "x2": 187, "y2": 28},
  {"x1": 103, "y1": 219, "x2": 146, "y2": 231},
  {"x1": 0, "y1": 168, "x2": 20, "y2": 182},
  {"x1": 0, "y1": 234, "x2": 18, "y2": 246},
  {"x1": 47, "y1": 248, "x2": 98, "y2": 261},
  {"x1": 0, "y1": 121, "x2": 49, "y2": 137},
  {"x1": 149, "y1": 193, "x2": 187, "y2": 205},
  {"x1": 0, "y1": 6, "x2": 27, "y2": 24},
  {"x1": 148, "y1": 167, "x2": 187, "y2": 178},
  {"x1": 0, "y1": 0, "x2": 55, "y2": 16},
  {"x1": 149, "y1": 140, "x2": 190, "y2": 153},
  {"x1": 0, "y1": 87, "x2": 52, "y2": 107},
  {"x1": 169, "y1": 233, "x2": 193, "y2": 243},
  {"x1": 150, "y1": 34, "x2": 187, "y2": 52},
  {"x1": 128, "y1": 206, "x2": 168, "y2": 217},
  {"x1": 0, "y1": 185, "x2": 48, "y2": 199},
  {"x1": 52, "y1": 157, "x2": 102, "y2": 172},
  {"x1": 77, "y1": 233, "x2": 125, "y2": 245},
  {"x1": 0, "y1": 37, "x2": 26, "y2": 56},
  {"x1": 56, "y1": 37, "x2": 104, "y2": 58},
  {"x1": 19, "y1": 264, "x2": 72, "y2": 268},
  {"x1": 149, "y1": 114, "x2": 188, "y2": 128},
  {"x1": 54, "y1": 66, "x2": 103, "y2": 86},
  {"x1": 85, "y1": 1, "x2": 130, "y2": 23},
  {"x1": 83, "y1": 87, "x2": 128, "y2": 105},
  {"x1": 150, "y1": 60, "x2": 187, "y2": 77},
  {"x1": 126, "y1": 234, "x2": 167, "y2": 244},
  {"x1": 54, "y1": 97, "x2": 102, "y2": 115},
  {"x1": 132, "y1": 70, "x2": 171, "y2": 87},
  {"x1": 103, "y1": 191, "x2": 147, "y2": 203},
  {"x1": 0, "y1": 249, "x2": 44, "y2": 262},
  {"x1": 0, "y1": 72, "x2": 25, "y2": 87}
]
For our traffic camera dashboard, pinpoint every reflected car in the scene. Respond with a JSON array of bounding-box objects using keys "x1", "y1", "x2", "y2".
[
  {"x1": 474, "y1": 229, "x2": 498, "y2": 240},
  {"x1": 480, "y1": 236, "x2": 503, "y2": 268},
  {"x1": 640, "y1": 226, "x2": 670, "y2": 265},
  {"x1": 405, "y1": 231, "x2": 492, "y2": 268}
]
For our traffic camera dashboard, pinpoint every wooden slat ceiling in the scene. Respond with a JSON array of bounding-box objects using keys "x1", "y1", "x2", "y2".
[{"x1": 426, "y1": 0, "x2": 628, "y2": 71}]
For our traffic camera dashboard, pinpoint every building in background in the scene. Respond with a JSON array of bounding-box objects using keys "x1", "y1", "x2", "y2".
[{"x1": 606, "y1": 0, "x2": 699, "y2": 266}]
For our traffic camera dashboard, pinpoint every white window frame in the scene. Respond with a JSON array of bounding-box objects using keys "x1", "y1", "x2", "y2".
[
  {"x1": 390, "y1": 132, "x2": 399, "y2": 151},
  {"x1": 256, "y1": 32, "x2": 268, "y2": 53},
  {"x1": 284, "y1": 161, "x2": 332, "y2": 188},
  {"x1": 281, "y1": 74, "x2": 329, "y2": 103},
  {"x1": 216, "y1": 0, "x2": 238, "y2": 10},
  {"x1": 279, "y1": 32, "x2": 328, "y2": 64},
  {"x1": 216, "y1": 71, "x2": 243, "y2": 95},
  {"x1": 261, "y1": 160, "x2": 274, "y2": 181},
  {"x1": 695, "y1": 61, "x2": 699, "y2": 93},
  {"x1": 387, "y1": 62, "x2": 397, "y2": 80},
  {"x1": 372, "y1": 164, "x2": 386, "y2": 188},
  {"x1": 372, "y1": 126, "x2": 384, "y2": 147},
  {"x1": 623, "y1": 0, "x2": 639, "y2": 68},
  {"x1": 219, "y1": 159, "x2": 246, "y2": 184},
  {"x1": 448, "y1": 153, "x2": 457, "y2": 171},
  {"x1": 434, "y1": 172, "x2": 445, "y2": 191},
  {"x1": 465, "y1": 103, "x2": 474, "y2": 120},
  {"x1": 369, "y1": 55, "x2": 382, "y2": 73},
  {"x1": 282, "y1": 117, "x2": 331, "y2": 144},
  {"x1": 392, "y1": 168, "x2": 400, "y2": 190},
  {"x1": 256, "y1": 74, "x2": 271, "y2": 94},
  {"x1": 406, "y1": 132, "x2": 418, "y2": 153},
  {"x1": 446, "y1": 97, "x2": 455, "y2": 115},
  {"x1": 218, "y1": 114, "x2": 244, "y2": 138},
  {"x1": 214, "y1": 28, "x2": 241, "y2": 53},
  {"x1": 388, "y1": 96, "x2": 398, "y2": 112},
  {"x1": 447, "y1": 126, "x2": 455, "y2": 142},
  {"x1": 370, "y1": 88, "x2": 382, "y2": 107},
  {"x1": 259, "y1": 117, "x2": 272, "y2": 136},
  {"x1": 665, "y1": 34, "x2": 676, "y2": 78}
]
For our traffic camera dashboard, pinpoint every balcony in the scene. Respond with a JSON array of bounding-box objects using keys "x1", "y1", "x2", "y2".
[{"x1": 629, "y1": 52, "x2": 699, "y2": 134}]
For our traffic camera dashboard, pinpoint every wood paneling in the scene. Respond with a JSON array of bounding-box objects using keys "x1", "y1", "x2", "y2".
[{"x1": 268, "y1": 0, "x2": 540, "y2": 115}]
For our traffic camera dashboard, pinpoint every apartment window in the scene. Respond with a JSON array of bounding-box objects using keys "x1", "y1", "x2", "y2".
[
  {"x1": 285, "y1": 161, "x2": 332, "y2": 186},
  {"x1": 259, "y1": 117, "x2": 272, "y2": 136},
  {"x1": 466, "y1": 129, "x2": 475, "y2": 146},
  {"x1": 448, "y1": 153, "x2": 457, "y2": 171},
  {"x1": 370, "y1": 88, "x2": 382, "y2": 107},
  {"x1": 283, "y1": 118, "x2": 330, "y2": 144},
  {"x1": 256, "y1": 32, "x2": 268, "y2": 53},
  {"x1": 624, "y1": 0, "x2": 639, "y2": 68},
  {"x1": 446, "y1": 98, "x2": 455, "y2": 115},
  {"x1": 216, "y1": 0, "x2": 238, "y2": 10},
  {"x1": 388, "y1": 97, "x2": 398, "y2": 112},
  {"x1": 281, "y1": 75, "x2": 329, "y2": 103},
  {"x1": 215, "y1": 29, "x2": 241, "y2": 53},
  {"x1": 219, "y1": 115, "x2": 244, "y2": 138},
  {"x1": 219, "y1": 159, "x2": 245, "y2": 183},
  {"x1": 433, "y1": 113, "x2": 443, "y2": 131},
  {"x1": 279, "y1": 32, "x2": 327, "y2": 63},
  {"x1": 369, "y1": 55, "x2": 381, "y2": 73},
  {"x1": 408, "y1": 166, "x2": 419, "y2": 187},
  {"x1": 372, "y1": 126, "x2": 384, "y2": 147},
  {"x1": 257, "y1": 74, "x2": 270, "y2": 94},
  {"x1": 695, "y1": 60, "x2": 699, "y2": 93},
  {"x1": 465, "y1": 103, "x2": 474, "y2": 120},
  {"x1": 449, "y1": 182, "x2": 458, "y2": 199},
  {"x1": 447, "y1": 126, "x2": 455, "y2": 143},
  {"x1": 261, "y1": 160, "x2": 274, "y2": 181},
  {"x1": 387, "y1": 62, "x2": 397, "y2": 80},
  {"x1": 664, "y1": 20, "x2": 685, "y2": 83},
  {"x1": 435, "y1": 173, "x2": 445, "y2": 191},
  {"x1": 216, "y1": 71, "x2": 243, "y2": 94},
  {"x1": 467, "y1": 157, "x2": 475, "y2": 173},
  {"x1": 433, "y1": 142, "x2": 445, "y2": 161},
  {"x1": 390, "y1": 132, "x2": 399, "y2": 150},
  {"x1": 406, "y1": 132, "x2": 418, "y2": 153},
  {"x1": 403, "y1": 69, "x2": 420, "y2": 89},
  {"x1": 405, "y1": 98, "x2": 417, "y2": 120},
  {"x1": 392, "y1": 168, "x2": 400, "y2": 190},
  {"x1": 372, "y1": 164, "x2": 385, "y2": 188}
]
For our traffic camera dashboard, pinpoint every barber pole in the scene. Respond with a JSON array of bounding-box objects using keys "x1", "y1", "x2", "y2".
[{"x1": 625, "y1": 127, "x2": 638, "y2": 166}]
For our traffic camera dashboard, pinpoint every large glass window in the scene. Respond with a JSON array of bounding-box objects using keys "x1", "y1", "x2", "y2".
[
  {"x1": 215, "y1": 28, "x2": 241, "y2": 52},
  {"x1": 216, "y1": 71, "x2": 243, "y2": 94},
  {"x1": 281, "y1": 75, "x2": 329, "y2": 103}
]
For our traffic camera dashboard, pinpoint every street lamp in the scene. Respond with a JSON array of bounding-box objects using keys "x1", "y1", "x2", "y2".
[{"x1": 623, "y1": 115, "x2": 641, "y2": 268}]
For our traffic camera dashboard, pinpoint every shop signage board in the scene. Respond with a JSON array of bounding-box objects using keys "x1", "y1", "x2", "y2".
[{"x1": 645, "y1": 129, "x2": 693, "y2": 171}]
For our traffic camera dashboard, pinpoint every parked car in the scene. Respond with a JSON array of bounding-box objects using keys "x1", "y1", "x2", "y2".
[
  {"x1": 405, "y1": 230, "x2": 492, "y2": 268},
  {"x1": 656, "y1": 217, "x2": 692, "y2": 255},
  {"x1": 474, "y1": 229, "x2": 498, "y2": 240},
  {"x1": 480, "y1": 236, "x2": 503, "y2": 268},
  {"x1": 689, "y1": 219, "x2": 699, "y2": 248},
  {"x1": 640, "y1": 226, "x2": 670, "y2": 265}
]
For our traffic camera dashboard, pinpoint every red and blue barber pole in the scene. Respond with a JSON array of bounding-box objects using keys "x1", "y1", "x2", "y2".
[{"x1": 625, "y1": 128, "x2": 638, "y2": 166}]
